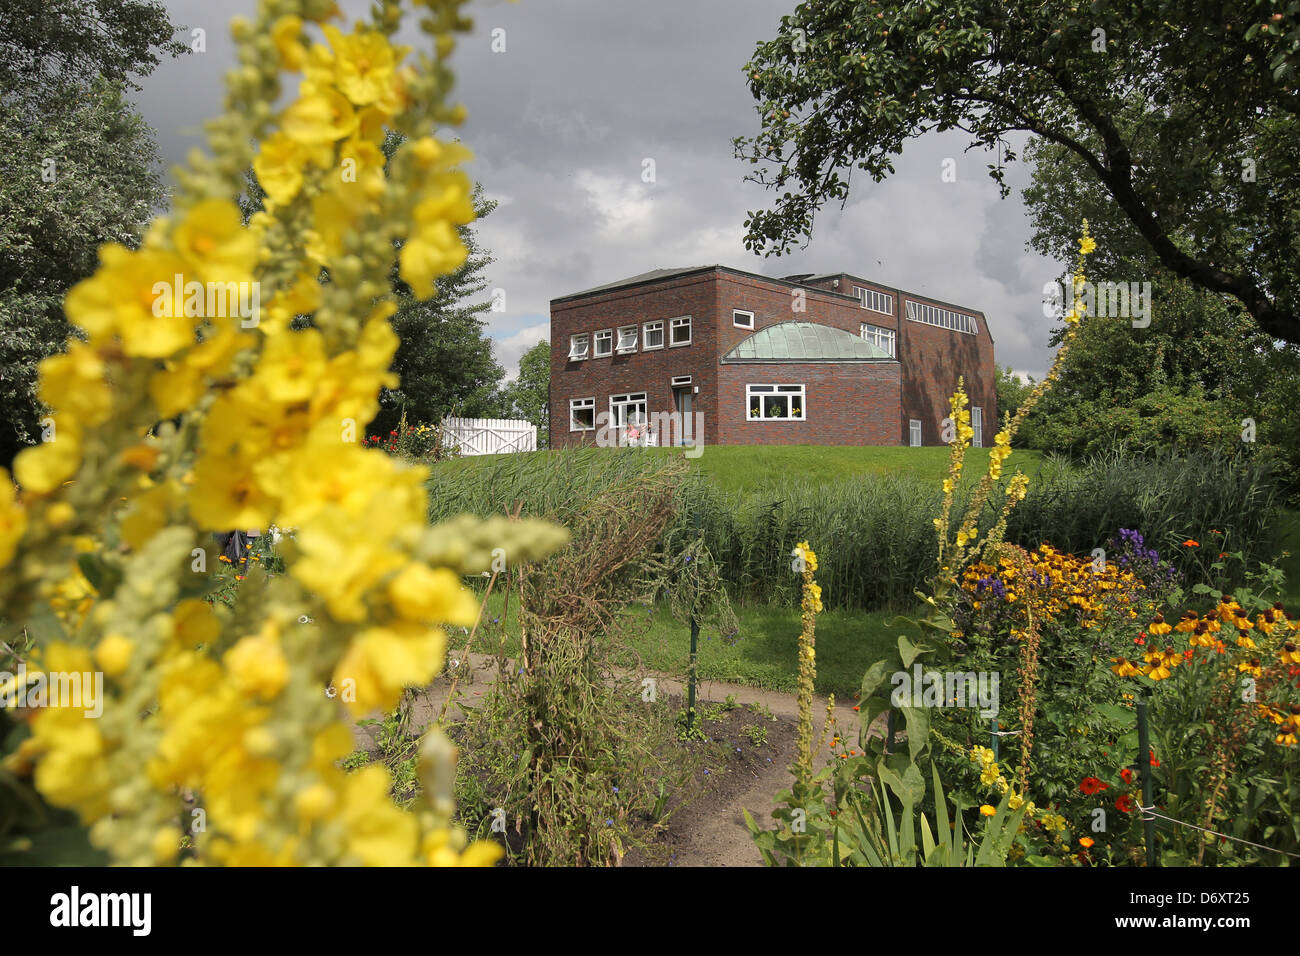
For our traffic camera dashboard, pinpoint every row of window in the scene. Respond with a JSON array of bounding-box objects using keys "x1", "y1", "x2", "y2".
[
  {"x1": 569, "y1": 384, "x2": 809, "y2": 430},
  {"x1": 906, "y1": 301, "x2": 978, "y2": 334},
  {"x1": 568, "y1": 317, "x2": 692, "y2": 360},
  {"x1": 908, "y1": 408, "x2": 983, "y2": 446},
  {"x1": 570, "y1": 393, "x2": 648, "y2": 430},
  {"x1": 853, "y1": 286, "x2": 894, "y2": 315},
  {"x1": 572, "y1": 392, "x2": 985, "y2": 441}
]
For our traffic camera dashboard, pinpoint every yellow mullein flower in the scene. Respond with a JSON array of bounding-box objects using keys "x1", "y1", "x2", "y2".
[
  {"x1": 281, "y1": 83, "x2": 358, "y2": 145},
  {"x1": 0, "y1": 469, "x2": 28, "y2": 568},
  {"x1": 322, "y1": 25, "x2": 407, "y2": 106},
  {"x1": 271, "y1": 15, "x2": 307, "y2": 71},
  {"x1": 173, "y1": 199, "x2": 259, "y2": 284},
  {"x1": 63, "y1": 244, "x2": 194, "y2": 356}
]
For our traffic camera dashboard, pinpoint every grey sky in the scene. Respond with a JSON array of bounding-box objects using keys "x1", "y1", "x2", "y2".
[{"x1": 131, "y1": 0, "x2": 1064, "y2": 383}]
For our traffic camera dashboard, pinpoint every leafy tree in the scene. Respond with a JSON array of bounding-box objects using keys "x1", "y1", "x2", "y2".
[
  {"x1": 994, "y1": 365, "x2": 1035, "y2": 431},
  {"x1": 501, "y1": 340, "x2": 550, "y2": 448},
  {"x1": 0, "y1": 0, "x2": 188, "y2": 104},
  {"x1": 0, "y1": 0, "x2": 186, "y2": 467},
  {"x1": 370, "y1": 180, "x2": 505, "y2": 436},
  {"x1": 1020, "y1": 131, "x2": 1300, "y2": 492},
  {"x1": 735, "y1": 0, "x2": 1300, "y2": 342}
]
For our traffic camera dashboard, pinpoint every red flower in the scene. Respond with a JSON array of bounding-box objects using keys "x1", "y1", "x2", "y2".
[
  {"x1": 1149, "y1": 749, "x2": 1160, "y2": 768},
  {"x1": 1120, "y1": 768, "x2": 1134, "y2": 784},
  {"x1": 1116, "y1": 794, "x2": 1135, "y2": 813},
  {"x1": 1080, "y1": 776, "x2": 1109, "y2": 795}
]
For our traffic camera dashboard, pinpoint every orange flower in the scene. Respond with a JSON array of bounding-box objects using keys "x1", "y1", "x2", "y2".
[
  {"x1": 1183, "y1": 539, "x2": 1199, "y2": 547},
  {"x1": 1080, "y1": 776, "x2": 1109, "y2": 795},
  {"x1": 1079, "y1": 837, "x2": 1095, "y2": 848}
]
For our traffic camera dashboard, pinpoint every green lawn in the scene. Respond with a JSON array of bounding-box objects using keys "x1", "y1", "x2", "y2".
[
  {"x1": 435, "y1": 444, "x2": 1049, "y2": 499},
  {"x1": 457, "y1": 587, "x2": 902, "y2": 698}
]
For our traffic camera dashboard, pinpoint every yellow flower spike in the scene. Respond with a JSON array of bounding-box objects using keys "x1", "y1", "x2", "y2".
[
  {"x1": 13, "y1": 426, "x2": 83, "y2": 495},
  {"x1": 0, "y1": 470, "x2": 29, "y2": 567},
  {"x1": 281, "y1": 84, "x2": 359, "y2": 145},
  {"x1": 63, "y1": 244, "x2": 195, "y2": 357},
  {"x1": 173, "y1": 199, "x2": 259, "y2": 284},
  {"x1": 94, "y1": 634, "x2": 135, "y2": 678},
  {"x1": 151, "y1": 826, "x2": 182, "y2": 865},
  {"x1": 223, "y1": 622, "x2": 290, "y2": 700},
  {"x1": 322, "y1": 25, "x2": 406, "y2": 106},
  {"x1": 271, "y1": 15, "x2": 307, "y2": 71},
  {"x1": 0, "y1": 0, "x2": 570, "y2": 869}
]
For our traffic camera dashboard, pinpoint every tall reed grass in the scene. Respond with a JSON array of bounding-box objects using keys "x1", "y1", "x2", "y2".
[{"x1": 426, "y1": 448, "x2": 1282, "y2": 612}]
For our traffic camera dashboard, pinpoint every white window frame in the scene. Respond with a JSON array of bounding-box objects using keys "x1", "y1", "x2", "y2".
[
  {"x1": 746, "y1": 384, "x2": 806, "y2": 422},
  {"x1": 971, "y1": 407, "x2": 983, "y2": 447},
  {"x1": 616, "y1": 325, "x2": 638, "y2": 354},
  {"x1": 643, "y1": 320, "x2": 664, "y2": 350},
  {"x1": 853, "y1": 286, "x2": 894, "y2": 315},
  {"x1": 592, "y1": 329, "x2": 613, "y2": 358},
  {"x1": 860, "y1": 322, "x2": 896, "y2": 358},
  {"x1": 609, "y1": 391, "x2": 648, "y2": 429},
  {"x1": 909, "y1": 419, "x2": 922, "y2": 447},
  {"x1": 570, "y1": 397, "x2": 596, "y2": 431},
  {"x1": 733, "y1": 309, "x2": 755, "y2": 329},
  {"x1": 568, "y1": 333, "x2": 589, "y2": 360},
  {"x1": 669, "y1": 315, "x2": 692, "y2": 347},
  {"x1": 905, "y1": 301, "x2": 978, "y2": 334}
]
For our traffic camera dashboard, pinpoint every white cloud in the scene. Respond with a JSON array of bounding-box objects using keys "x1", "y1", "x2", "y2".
[{"x1": 494, "y1": 322, "x2": 550, "y2": 382}]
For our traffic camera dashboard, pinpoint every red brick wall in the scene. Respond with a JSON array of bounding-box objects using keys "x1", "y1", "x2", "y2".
[
  {"x1": 713, "y1": 272, "x2": 869, "y2": 353},
  {"x1": 548, "y1": 267, "x2": 995, "y2": 448},
  {"x1": 897, "y1": 300, "x2": 997, "y2": 447},
  {"x1": 716, "y1": 362, "x2": 901, "y2": 446},
  {"x1": 549, "y1": 271, "x2": 719, "y2": 447},
  {"x1": 802, "y1": 273, "x2": 997, "y2": 445}
]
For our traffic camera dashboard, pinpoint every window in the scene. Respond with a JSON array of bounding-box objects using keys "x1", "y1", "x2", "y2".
[
  {"x1": 568, "y1": 334, "x2": 589, "y2": 360},
  {"x1": 616, "y1": 325, "x2": 638, "y2": 353},
  {"x1": 905, "y1": 301, "x2": 978, "y2": 334},
  {"x1": 853, "y1": 286, "x2": 894, "y2": 315},
  {"x1": 609, "y1": 392, "x2": 648, "y2": 428},
  {"x1": 733, "y1": 309, "x2": 755, "y2": 329},
  {"x1": 570, "y1": 397, "x2": 595, "y2": 431},
  {"x1": 909, "y1": 420, "x2": 922, "y2": 447},
  {"x1": 746, "y1": 384, "x2": 806, "y2": 421},
  {"x1": 593, "y1": 329, "x2": 613, "y2": 357},
  {"x1": 643, "y1": 320, "x2": 664, "y2": 350},
  {"x1": 860, "y1": 323, "x2": 896, "y2": 358},
  {"x1": 971, "y1": 407, "x2": 983, "y2": 448},
  {"x1": 669, "y1": 315, "x2": 692, "y2": 347}
]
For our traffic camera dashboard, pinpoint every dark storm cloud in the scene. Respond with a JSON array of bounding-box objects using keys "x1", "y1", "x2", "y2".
[{"x1": 131, "y1": 0, "x2": 1064, "y2": 381}]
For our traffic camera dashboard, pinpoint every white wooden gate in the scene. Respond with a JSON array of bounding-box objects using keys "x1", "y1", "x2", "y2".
[{"x1": 441, "y1": 417, "x2": 537, "y2": 455}]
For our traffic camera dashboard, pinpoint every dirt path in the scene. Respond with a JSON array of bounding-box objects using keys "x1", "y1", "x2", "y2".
[{"x1": 350, "y1": 653, "x2": 883, "y2": 867}]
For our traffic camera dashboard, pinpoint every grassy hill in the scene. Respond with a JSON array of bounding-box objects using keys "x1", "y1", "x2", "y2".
[{"x1": 433, "y1": 444, "x2": 1050, "y2": 499}]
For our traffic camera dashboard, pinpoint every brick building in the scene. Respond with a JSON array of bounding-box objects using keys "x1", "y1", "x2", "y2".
[{"x1": 548, "y1": 265, "x2": 996, "y2": 449}]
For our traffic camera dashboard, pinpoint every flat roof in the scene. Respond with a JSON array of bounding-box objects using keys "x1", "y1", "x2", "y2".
[{"x1": 551, "y1": 264, "x2": 986, "y2": 321}]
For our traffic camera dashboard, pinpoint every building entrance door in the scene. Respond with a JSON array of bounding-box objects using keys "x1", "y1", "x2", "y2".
[{"x1": 672, "y1": 387, "x2": 694, "y2": 446}]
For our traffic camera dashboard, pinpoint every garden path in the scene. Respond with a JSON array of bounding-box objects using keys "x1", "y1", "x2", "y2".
[{"x1": 350, "y1": 654, "x2": 883, "y2": 867}]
